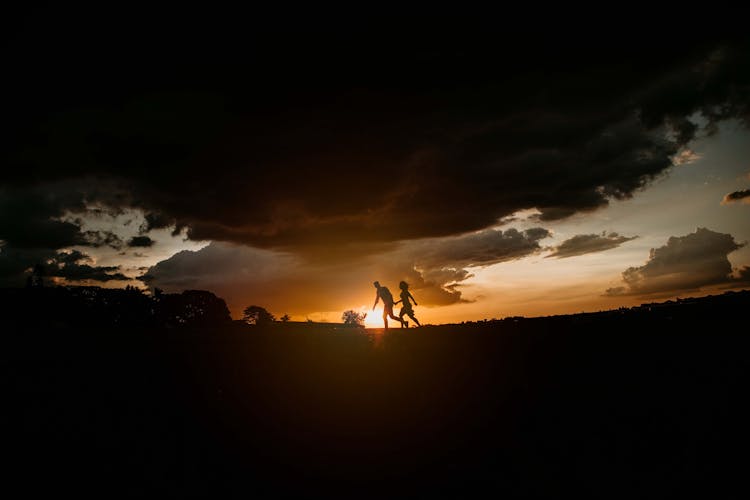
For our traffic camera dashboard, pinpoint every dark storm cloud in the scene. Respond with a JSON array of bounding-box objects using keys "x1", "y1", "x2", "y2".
[
  {"x1": 0, "y1": 246, "x2": 128, "y2": 286},
  {"x1": 0, "y1": 181, "x2": 133, "y2": 252},
  {"x1": 0, "y1": 185, "x2": 87, "y2": 249},
  {"x1": 51, "y1": 263, "x2": 129, "y2": 282},
  {"x1": 2, "y1": 12, "x2": 749, "y2": 253},
  {"x1": 139, "y1": 213, "x2": 173, "y2": 233},
  {"x1": 82, "y1": 230, "x2": 125, "y2": 249},
  {"x1": 0, "y1": 246, "x2": 56, "y2": 287},
  {"x1": 605, "y1": 228, "x2": 747, "y2": 296},
  {"x1": 55, "y1": 249, "x2": 92, "y2": 265},
  {"x1": 50, "y1": 250, "x2": 128, "y2": 282},
  {"x1": 721, "y1": 189, "x2": 750, "y2": 205},
  {"x1": 547, "y1": 232, "x2": 637, "y2": 259},
  {"x1": 128, "y1": 236, "x2": 155, "y2": 248}
]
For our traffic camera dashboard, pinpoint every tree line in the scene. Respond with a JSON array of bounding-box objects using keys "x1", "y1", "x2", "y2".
[
  {"x1": 2, "y1": 285, "x2": 369, "y2": 329},
  {"x1": 243, "y1": 305, "x2": 367, "y2": 327}
]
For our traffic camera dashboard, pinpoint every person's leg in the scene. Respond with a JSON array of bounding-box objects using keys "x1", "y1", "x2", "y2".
[
  {"x1": 408, "y1": 312, "x2": 421, "y2": 327},
  {"x1": 382, "y1": 309, "x2": 388, "y2": 329},
  {"x1": 385, "y1": 303, "x2": 400, "y2": 326},
  {"x1": 389, "y1": 307, "x2": 404, "y2": 326}
]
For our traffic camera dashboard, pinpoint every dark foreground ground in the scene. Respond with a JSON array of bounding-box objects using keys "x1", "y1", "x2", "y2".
[{"x1": 3, "y1": 292, "x2": 749, "y2": 497}]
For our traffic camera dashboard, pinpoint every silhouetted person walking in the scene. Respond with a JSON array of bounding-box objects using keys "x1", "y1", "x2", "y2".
[
  {"x1": 395, "y1": 280, "x2": 421, "y2": 328},
  {"x1": 373, "y1": 281, "x2": 403, "y2": 329}
]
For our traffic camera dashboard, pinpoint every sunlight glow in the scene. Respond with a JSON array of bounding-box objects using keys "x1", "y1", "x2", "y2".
[{"x1": 364, "y1": 307, "x2": 383, "y2": 328}]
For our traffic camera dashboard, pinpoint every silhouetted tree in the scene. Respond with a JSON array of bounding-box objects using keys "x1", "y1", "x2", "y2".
[
  {"x1": 157, "y1": 290, "x2": 231, "y2": 327},
  {"x1": 243, "y1": 305, "x2": 275, "y2": 325},
  {"x1": 342, "y1": 310, "x2": 366, "y2": 327},
  {"x1": 280, "y1": 314, "x2": 290, "y2": 322}
]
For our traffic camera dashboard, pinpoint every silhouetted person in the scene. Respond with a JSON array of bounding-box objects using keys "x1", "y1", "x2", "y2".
[
  {"x1": 372, "y1": 281, "x2": 403, "y2": 329},
  {"x1": 395, "y1": 280, "x2": 421, "y2": 328}
]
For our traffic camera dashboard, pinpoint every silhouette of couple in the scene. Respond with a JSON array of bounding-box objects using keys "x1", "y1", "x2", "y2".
[{"x1": 372, "y1": 281, "x2": 421, "y2": 329}]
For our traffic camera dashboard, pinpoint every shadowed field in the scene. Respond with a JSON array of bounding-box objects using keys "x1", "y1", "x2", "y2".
[{"x1": 3, "y1": 292, "x2": 748, "y2": 496}]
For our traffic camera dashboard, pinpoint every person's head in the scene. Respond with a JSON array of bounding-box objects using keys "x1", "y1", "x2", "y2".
[
  {"x1": 399, "y1": 281, "x2": 408, "y2": 290},
  {"x1": 373, "y1": 281, "x2": 380, "y2": 289}
]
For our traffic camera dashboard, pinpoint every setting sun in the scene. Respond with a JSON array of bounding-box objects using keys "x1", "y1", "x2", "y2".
[{"x1": 365, "y1": 306, "x2": 396, "y2": 328}]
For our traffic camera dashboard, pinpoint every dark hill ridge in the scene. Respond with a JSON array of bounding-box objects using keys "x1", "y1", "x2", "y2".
[{"x1": 2, "y1": 289, "x2": 748, "y2": 497}]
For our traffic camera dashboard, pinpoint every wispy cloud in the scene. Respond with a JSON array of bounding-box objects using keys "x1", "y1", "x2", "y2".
[
  {"x1": 547, "y1": 232, "x2": 637, "y2": 259},
  {"x1": 672, "y1": 148, "x2": 702, "y2": 166}
]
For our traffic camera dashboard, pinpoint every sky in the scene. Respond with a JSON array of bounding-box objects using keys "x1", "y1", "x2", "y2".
[{"x1": 2, "y1": 9, "x2": 749, "y2": 325}]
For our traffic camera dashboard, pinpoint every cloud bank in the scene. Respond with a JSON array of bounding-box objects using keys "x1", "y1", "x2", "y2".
[{"x1": 606, "y1": 228, "x2": 748, "y2": 296}]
